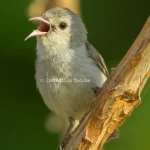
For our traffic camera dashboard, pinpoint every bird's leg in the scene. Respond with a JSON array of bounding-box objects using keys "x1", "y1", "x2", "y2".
[{"x1": 60, "y1": 117, "x2": 75, "y2": 149}]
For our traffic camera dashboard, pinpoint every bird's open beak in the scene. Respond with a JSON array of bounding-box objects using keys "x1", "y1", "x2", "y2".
[{"x1": 25, "y1": 17, "x2": 51, "y2": 41}]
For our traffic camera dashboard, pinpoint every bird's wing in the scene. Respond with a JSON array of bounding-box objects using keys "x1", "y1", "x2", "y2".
[{"x1": 86, "y1": 42, "x2": 109, "y2": 77}]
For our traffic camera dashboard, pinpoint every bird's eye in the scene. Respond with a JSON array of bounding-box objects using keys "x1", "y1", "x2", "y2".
[{"x1": 59, "y1": 22, "x2": 67, "y2": 30}]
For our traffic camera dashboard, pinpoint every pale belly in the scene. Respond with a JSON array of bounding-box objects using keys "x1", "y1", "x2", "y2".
[
  {"x1": 35, "y1": 59, "x2": 107, "y2": 121},
  {"x1": 38, "y1": 77, "x2": 94, "y2": 120}
]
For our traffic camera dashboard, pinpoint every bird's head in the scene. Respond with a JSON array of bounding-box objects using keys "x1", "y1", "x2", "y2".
[{"x1": 25, "y1": 7, "x2": 87, "y2": 49}]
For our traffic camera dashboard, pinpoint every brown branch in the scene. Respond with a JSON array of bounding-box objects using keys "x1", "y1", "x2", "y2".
[
  {"x1": 27, "y1": 0, "x2": 80, "y2": 19},
  {"x1": 63, "y1": 16, "x2": 150, "y2": 150},
  {"x1": 48, "y1": 0, "x2": 80, "y2": 15}
]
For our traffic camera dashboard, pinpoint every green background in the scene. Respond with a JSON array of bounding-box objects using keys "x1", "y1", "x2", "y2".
[{"x1": 0, "y1": 0, "x2": 150, "y2": 150}]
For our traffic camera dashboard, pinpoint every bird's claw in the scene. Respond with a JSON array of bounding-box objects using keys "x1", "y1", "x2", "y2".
[{"x1": 92, "y1": 86, "x2": 101, "y2": 94}]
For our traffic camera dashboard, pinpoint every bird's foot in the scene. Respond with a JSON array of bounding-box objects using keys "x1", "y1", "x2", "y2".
[
  {"x1": 107, "y1": 128, "x2": 120, "y2": 141},
  {"x1": 92, "y1": 86, "x2": 102, "y2": 94}
]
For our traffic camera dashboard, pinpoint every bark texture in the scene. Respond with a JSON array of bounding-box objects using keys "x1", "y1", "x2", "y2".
[{"x1": 63, "y1": 16, "x2": 150, "y2": 150}]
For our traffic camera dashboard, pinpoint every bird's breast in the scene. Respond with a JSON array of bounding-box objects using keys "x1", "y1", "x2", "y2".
[{"x1": 35, "y1": 45, "x2": 106, "y2": 119}]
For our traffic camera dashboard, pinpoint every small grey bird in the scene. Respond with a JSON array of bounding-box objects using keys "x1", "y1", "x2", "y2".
[{"x1": 25, "y1": 7, "x2": 111, "y2": 147}]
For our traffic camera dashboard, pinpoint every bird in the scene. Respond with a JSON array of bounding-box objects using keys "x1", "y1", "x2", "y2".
[{"x1": 25, "y1": 7, "x2": 114, "y2": 148}]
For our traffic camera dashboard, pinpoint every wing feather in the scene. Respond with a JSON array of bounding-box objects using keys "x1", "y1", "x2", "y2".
[{"x1": 86, "y1": 42, "x2": 109, "y2": 77}]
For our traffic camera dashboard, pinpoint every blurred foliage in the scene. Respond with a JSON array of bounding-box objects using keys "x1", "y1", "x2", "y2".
[{"x1": 0, "y1": 0, "x2": 150, "y2": 150}]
